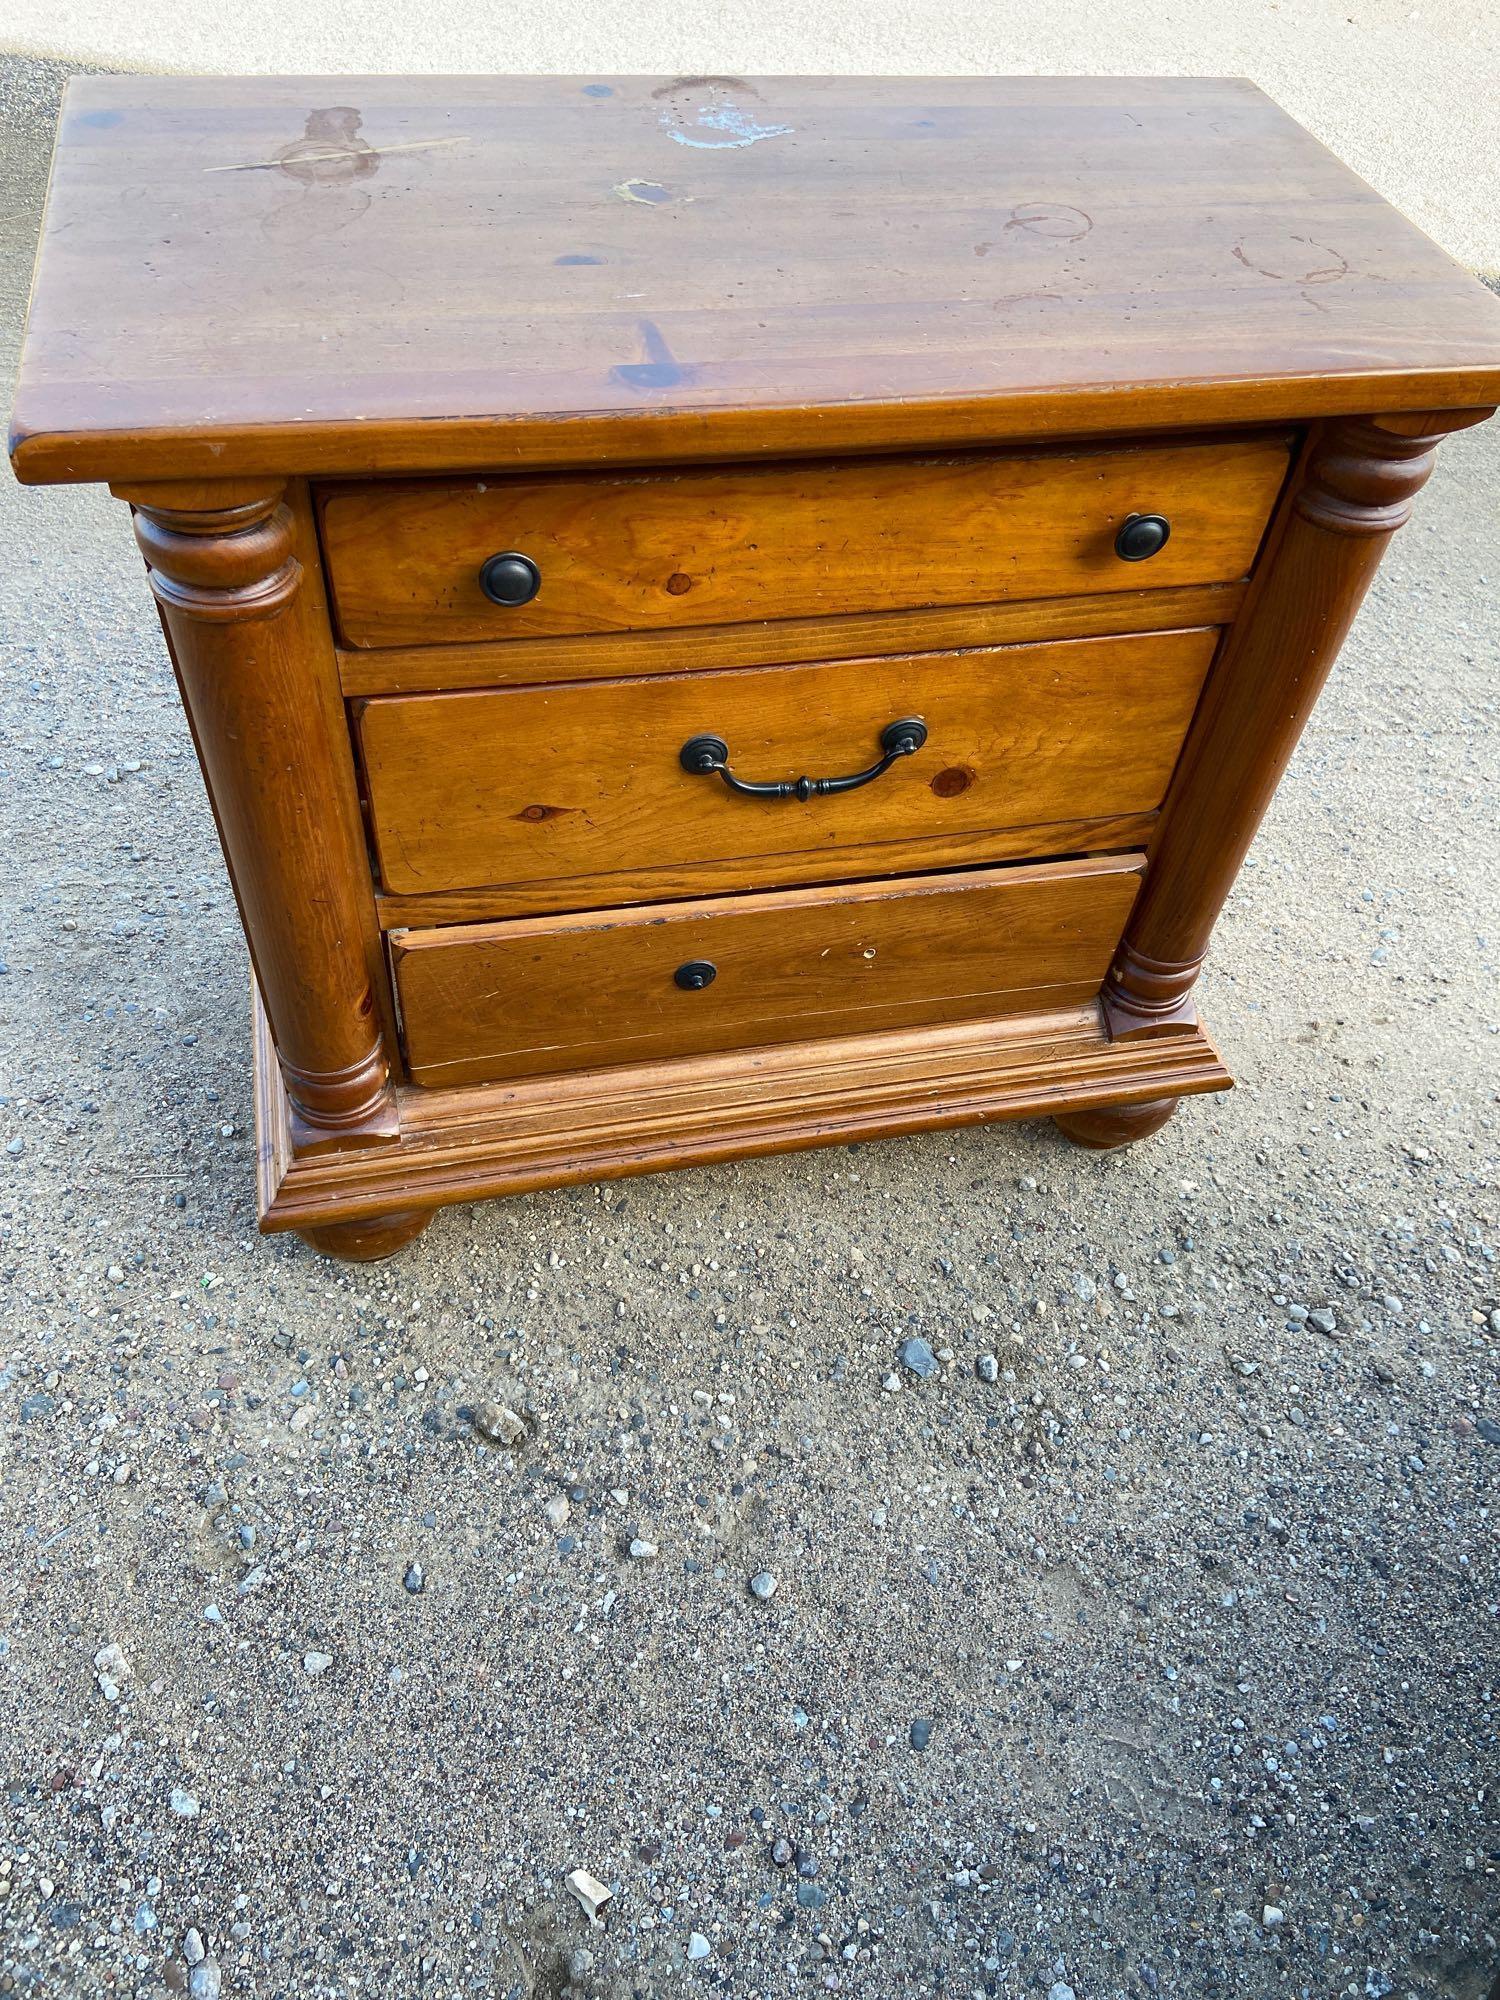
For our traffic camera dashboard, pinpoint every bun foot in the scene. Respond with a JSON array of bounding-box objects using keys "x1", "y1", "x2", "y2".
[
  {"x1": 296, "y1": 1207, "x2": 432, "y2": 1262},
  {"x1": 1053, "y1": 1095, "x2": 1180, "y2": 1151}
]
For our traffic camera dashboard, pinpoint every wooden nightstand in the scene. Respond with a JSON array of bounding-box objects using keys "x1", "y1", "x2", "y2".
[{"x1": 12, "y1": 76, "x2": 1500, "y2": 1260}]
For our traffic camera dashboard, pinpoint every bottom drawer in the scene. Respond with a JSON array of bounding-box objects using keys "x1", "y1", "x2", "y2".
[{"x1": 390, "y1": 854, "x2": 1142, "y2": 1088}]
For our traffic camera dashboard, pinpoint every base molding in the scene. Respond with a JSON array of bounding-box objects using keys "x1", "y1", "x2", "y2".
[{"x1": 253, "y1": 988, "x2": 1231, "y2": 1234}]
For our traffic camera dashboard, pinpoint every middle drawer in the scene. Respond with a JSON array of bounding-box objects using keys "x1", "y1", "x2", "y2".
[{"x1": 356, "y1": 627, "x2": 1217, "y2": 902}]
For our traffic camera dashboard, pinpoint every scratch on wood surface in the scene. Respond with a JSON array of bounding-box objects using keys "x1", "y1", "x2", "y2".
[{"x1": 207, "y1": 136, "x2": 466, "y2": 175}]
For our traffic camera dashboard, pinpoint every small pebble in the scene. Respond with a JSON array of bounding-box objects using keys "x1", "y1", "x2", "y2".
[
  {"x1": 909, "y1": 1718, "x2": 934, "y2": 1751},
  {"x1": 975, "y1": 1354, "x2": 999, "y2": 1384},
  {"x1": 565, "y1": 1867, "x2": 613, "y2": 1924},
  {"x1": 628, "y1": 1538, "x2": 658, "y2": 1560},
  {"x1": 748, "y1": 1570, "x2": 778, "y2": 1602},
  {"x1": 544, "y1": 1495, "x2": 571, "y2": 1530},
  {"x1": 169, "y1": 1788, "x2": 201, "y2": 1818},
  {"x1": 687, "y1": 1932, "x2": 711, "y2": 1960},
  {"x1": 303, "y1": 1651, "x2": 334, "y2": 1677},
  {"x1": 474, "y1": 1402, "x2": 528, "y2": 1446},
  {"x1": 900, "y1": 1336, "x2": 939, "y2": 1380},
  {"x1": 182, "y1": 1929, "x2": 206, "y2": 1966},
  {"x1": 403, "y1": 1563, "x2": 425, "y2": 1594}
]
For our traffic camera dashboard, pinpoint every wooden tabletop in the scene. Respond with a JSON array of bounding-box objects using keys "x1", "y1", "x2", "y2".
[{"x1": 11, "y1": 74, "x2": 1500, "y2": 483}]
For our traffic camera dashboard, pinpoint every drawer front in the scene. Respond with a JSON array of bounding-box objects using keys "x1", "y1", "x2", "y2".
[
  {"x1": 391, "y1": 856, "x2": 1143, "y2": 1087},
  {"x1": 357, "y1": 628, "x2": 1217, "y2": 898},
  {"x1": 320, "y1": 436, "x2": 1291, "y2": 649}
]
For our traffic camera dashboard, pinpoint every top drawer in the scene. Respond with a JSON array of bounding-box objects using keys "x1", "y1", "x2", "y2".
[{"x1": 319, "y1": 435, "x2": 1292, "y2": 650}]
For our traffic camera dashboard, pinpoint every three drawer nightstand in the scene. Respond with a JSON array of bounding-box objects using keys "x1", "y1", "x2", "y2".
[{"x1": 12, "y1": 75, "x2": 1500, "y2": 1259}]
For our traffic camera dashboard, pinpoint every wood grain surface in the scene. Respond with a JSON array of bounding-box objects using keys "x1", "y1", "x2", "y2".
[
  {"x1": 356, "y1": 629, "x2": 1218, "y2": 897},
  {"x1": 390, "y1": 854, "x2": 1143, "y2": 1086},
  {"x1": 320, "y1": 437, "x2": 1290, "y2": 647},
  {"x1": 13, "y1": 76, "x2": 1500, "y2": 484}
]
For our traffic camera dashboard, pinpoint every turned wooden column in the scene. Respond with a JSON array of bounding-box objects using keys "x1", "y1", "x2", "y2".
[
  {"x1": 120, "y1": 477, "x2": 399, "y2": 1155},
  {"x1": 1101, "y1": 409, "x2": 1490, "y2": 1041}
]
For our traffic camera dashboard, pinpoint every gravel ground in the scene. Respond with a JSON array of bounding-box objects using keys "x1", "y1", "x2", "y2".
[{"x1": 3, "y1": 50, "x2": 1500, "y2": 2000}]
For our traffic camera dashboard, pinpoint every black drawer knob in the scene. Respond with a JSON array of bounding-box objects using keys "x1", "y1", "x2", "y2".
[
  {"x1": 478, "y1": 551, "x2": 542, "y2": 606},
  {"x1": 1114, "y1": 513, "x2": 1171, "y2": 562},
  {"x1": 674, "y1": 960, "x2": 717, "y2": 991}
]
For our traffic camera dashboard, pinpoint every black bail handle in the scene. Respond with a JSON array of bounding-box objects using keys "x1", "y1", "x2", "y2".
[{"x1": 679, "y1": 718, "x2": 928, "y2": 800}]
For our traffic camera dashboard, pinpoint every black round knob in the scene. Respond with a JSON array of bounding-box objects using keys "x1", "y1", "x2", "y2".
[
  {"x1": 1114, "y1": 514, "x2": 1171, "y2": 562},
  {"x1": 674, "y1": 960, "x2": 717, "y2": 992},
  {"x1": 478, "y1": 551, "x2": 542, "y2": 607}
]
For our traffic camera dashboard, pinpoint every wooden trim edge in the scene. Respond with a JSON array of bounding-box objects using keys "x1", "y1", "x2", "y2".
[
  {"x1": 253, "y1": 984, "x2": 1232, "y2": 1231},
  {"x1": 335, "y1": 587, "x2": 1245, "y2": 694},
  {"x1": 370, "y1": 814, "x2": 1160, "y2": 928},
  {"x1": 14, "y1": 378, "x2": 1500, "y2": 486}
]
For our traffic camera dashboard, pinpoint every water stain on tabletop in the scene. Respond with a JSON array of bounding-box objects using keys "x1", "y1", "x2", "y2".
[
  {"x1": 975, "y1": 205, "x2": 1094, "y2": 258},
  {"x1": 1006, "y1": 202, "x2": 1093, "y2": 242},
  {"x1": 1232, "y1": 233, "x2": 1349, "y2": 284},
  {"x1": 272, "y1": 107, "x2": 380, "y2": 186},
  {"x1": 612, "y1": 178, "x2": 680, "y2": 206},
  {"x1": 205, "y1": 104, "x2": 466, "y2": 182},
  {"x1": 202, "y1": 107, "x2": 383, "y2": 245},
  {"x1": 653, "y1": 76, "x2": 793, "y2": 151}
]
